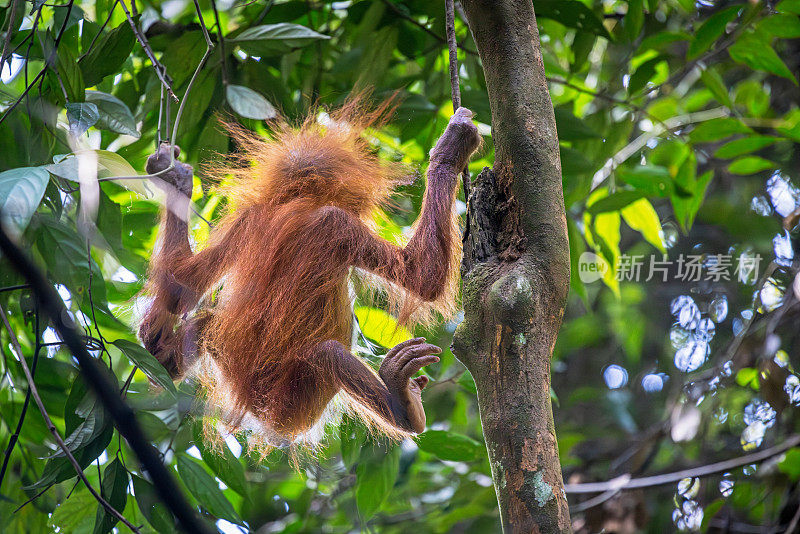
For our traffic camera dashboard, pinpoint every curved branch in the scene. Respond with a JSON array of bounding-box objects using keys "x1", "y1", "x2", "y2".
[{"x1": 565, "y1": 435, "x2": 800, "y2": 495}]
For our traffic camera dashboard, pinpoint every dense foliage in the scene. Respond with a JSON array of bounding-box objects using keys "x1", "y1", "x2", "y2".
[{"x1": 0, "y1": 0, "x2": 799, "y2": 531}]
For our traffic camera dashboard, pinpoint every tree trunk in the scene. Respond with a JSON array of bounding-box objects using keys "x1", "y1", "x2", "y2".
[{"x1": 453, "y1": 1, "x2": 572, "y2": 532}]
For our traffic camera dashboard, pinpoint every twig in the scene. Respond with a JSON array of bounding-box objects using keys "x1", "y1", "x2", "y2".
[
  {"x1": 172, "y1": 0, "x2": 214, "y2": 144},
  {"x1": 569, "y1": 486, "x2": 623, "y2": 513},
  {"x1": 0, "y1": 284, "x2": 30, "y2": 293},
  {"x1": 0, "y1": 0, "x2": 71, "y2": 126},
  {"x1": 253, "y1": 0, "x2": 275, "y2": 26},
  {"x1": 0, "y1": 301, "x2": 39, "y2": 492},
  {"x1": 0, "y1": 68, "x2": 47, "y2": 127},
  {"x1": 565, "y1": 434, "x2": 800, "y2": 494},
  {"x1": 0, "y1": 304, "x2": 140, "y2": 532},
  {"x1": 14, "y1": 481, "x2": 55, "y2": 512},
  {"x1": 445, "y1": 0, "x2": 461, "y2": 111},
  {"x1": 118, "y1": 0, "x2": 178, "y2": 101},
  {"x1": 49, "y1": 0, "x2": 75, "y2": 67},
  {"x1": 445, "y1": 0, "x2": 471, "y2": 241},
  {"x1": 210, "y1": 0, "x2": 228, "y2": 86},
  {"x1": 382, "y1": 0, "x2": 477, "y2": 56},
  {"x1": 77, "y1": 0, "x2": 120, "y2": 61},
  {"x1": 121, "y1": 366, "x2": 138, "y2": 398},
  {"x1": 0, "y1": 0, "x2": 21, "y2": 77},
  {"x1": 0, "y1": 228, "x2": 213, "y2": 534},
  {"x1": 97, "y1": 0, "x2": 215, "y2": 231},
  {"x1": 548, "y1": 76, "x2": 675, "y2": 134}
]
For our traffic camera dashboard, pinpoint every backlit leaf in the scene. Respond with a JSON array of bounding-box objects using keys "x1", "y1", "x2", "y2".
[
  {"x1": 176, "y1": 455, "x2": 242, "y2": 524},
  {"x1": 86, "y1": 90, "x2": 139, "y2": 137},
  {"x1": 112, "y1": 339, "x2": 177, "y2": 396},
  {"x1": 416, "y1": 430, "x2": 483, "y2": 461},
  {"x1": 729, "y1": 33, "x2": 798, "y2": 84},
  {"x1": 728, "y1": 156, "x2": 775, "y2": 175},
  {"x1": 714, "y1": 136, "x2": 778, "y2": 158},
  {"x1": 226, "y1": 84, "x2": 277, "y2": 120},
  {"x1": 688, "y1": 5, "x2": 741, "y2": 59},
  {"x1": 0, "y1": 167, "x2": 49, "y2": 238},
  {"x1": 66, "y1": 102, "x2": 100, "y2": 137},
  {"x1": 354, "y1": 306, "x2": 412, "y2": 348},
  {"x1": 355, "y1": 443, "x2": 400, "y2": 519},
  {"x1": 231, "y1": 23, "x2": 330, "y2": 56},
  {"x1": 621, "y1": 198, "x2": 665, "y2": 252}
]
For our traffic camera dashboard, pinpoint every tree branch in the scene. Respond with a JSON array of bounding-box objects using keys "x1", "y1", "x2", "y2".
[
  {"x1": 565, "y1": 435, "x2": 800, "y2": 495},
  {"x1": 118, "y1": 0, "x2": 178, "y2": 101},
  {"x1": 455, "y1": 0, "x2": 571, "y2": 531}
]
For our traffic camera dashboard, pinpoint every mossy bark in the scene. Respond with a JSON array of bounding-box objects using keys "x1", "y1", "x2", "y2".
[{"x1": 454, "y1": 1, "x2": 572, "y2": 532}]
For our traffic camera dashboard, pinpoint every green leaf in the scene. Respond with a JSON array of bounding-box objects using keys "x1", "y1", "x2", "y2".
[
  {"x1": 700, "y1": 499, "x2": 726, "y2": 531},
  {"x1": 586, "y1": 190, "x2": 646, "y2": 215},
  {"x1": 45, "y1": 150, "x2": 151, "y2": 197},
  {"x1": 714, "y1": 135, "x2": 778, "y2": 158},
  {"x1": 535, "y1": 0, "x2": 613, "y2": 40},
  {"x1": 193, "y1": 424, "x2": 249, "y2": 498},
  {"x1": 734, "y1": 79, "x2": 770, "y2": 117},
  {"x1": 66, "y1": 102, "x2": 100, "y2": 137},
  {"x1": 756, "y1": 13, "x2": 800, "y2": 38},
  {"x1": 628, "y1": 56, "x2": 665, "y2": 94},
  {"x1": 621, "y1": 198, "x2": 665, "y2": 252},
  {"x1": 340, "y1": 416, "x2": 368, "y2": 467},
  {"x1": 354, "y1": 306, "x2": 412, "y2": 348},
  {"x1": 355, "y1": 444, "x2": 400, "y2": 519},
  {"x1": 671, "y1": 170, "x2": 713, "y2": 233},
  {"x1": 638, "y1": 31, "x2": 689, "y2": 52},
  {"x1": 174, "y1": 67, "x2": 220, "y2": 137},
  {"x1": 554, "y1": 107, "x2": 600, "y2": 140},
  {"x1": 112, "y1": 339, "x2": 177, "y2": 396},
  {"x1": 93, "y1": 458, "x2": 129, "y2": 534},
  {"x1": 225, "y1": 84, "x2": 277, "y2": 120},
  {"x1": 584, "y1": 189, "x2": 622, "y2": 295},
  {"x1": 231, "y1": 23, "x2": 330, "y2": 56},
  {"x1": 46, "y1": 416, "x2": 97, "y2": 458},
  {"x1": 48, "y1": 488, "x2": 97, "y2": 533},
  {"x1": 735, "y1": 367, "x2": 759, "y2": 389},
  {"x1": 616, "y1": 165, "x2": 674, "y2": 197},
  {"x1": 560, "y1": 147, "x2": 595, "y2": 176},
  {"x1": 700, "y1": 67, "x2": 733, "y2": 108},
  {"x1": 729, "y1": 33, "x2": 798, "y2": 84},
  {"x1": 176, "y1": 455, "x2": 242, "y2": 524},
  {"x1": 132, "y1": 475, "x2": 176, "y2": 533},
  {"x1": 688, "y1": 5, "x2": 741, "y2": 59},
  {"x1": 416, "y1": 430, "x2": 483, "y2": 461},
  {"x1": 457, "y1": 370, "x2": 478, "y2": 395},
  {"x1": 778, "y1": 448, "x2": 800, "y2": 480},
  {"x1": 57, "y1": 44, "x2": 85, "y2": 104},
  {"x1": 689, "y1": 117, "x2": 751, "y2": 143},
  {"x1": 624, "y1": 0, "x2": 644, "y2": 41},
  {"x1": 0, "y1": 167, "x2": 49, "y2": 238},
  {"x1": 567, "y1": 218, "x2": 587, "y2": 302},
  {"x1": 27, "y1": 422, "x2": 113, "y2": 490},
  {"x1": 79, "y1": 20, "x2": 136, "y2": 87},
  {"x1": 34, "y1": 217, "x2": 110, "y2": 314},
  {"x1": 728, "y1": 155, "x2": 775, "y2": 175},
  {"x1": 85, "y1": 90, "x2": 139, "y2": 137},
  {"x1": 777, "y1": 0, "x2": 800, "y2": 15}
]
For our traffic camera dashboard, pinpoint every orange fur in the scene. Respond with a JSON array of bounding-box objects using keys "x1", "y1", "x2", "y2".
[{"x1": 139, "y1": 97, "x2": 471, "y2": 452}]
